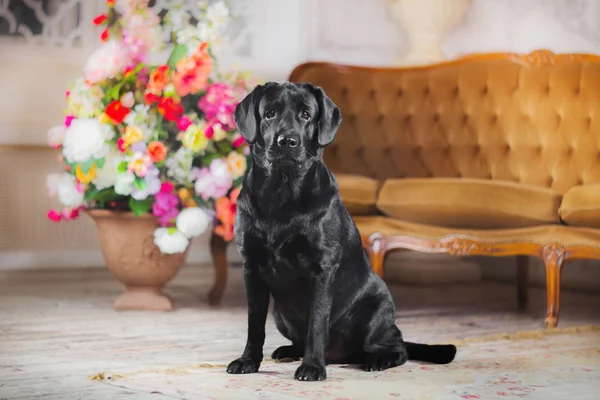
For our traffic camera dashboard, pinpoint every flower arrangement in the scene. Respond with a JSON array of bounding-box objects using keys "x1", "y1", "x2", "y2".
[{"x1": 46, "y1": 0, "x2": 259, "y2": 254}]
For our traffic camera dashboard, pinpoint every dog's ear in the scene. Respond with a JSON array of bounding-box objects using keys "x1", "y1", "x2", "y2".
[
  {"x1": 234, "y1": 84, "x2": 265, "y2": 145},
  {"x1": 312, "y1": 85, "x2": 342, "y2": 147}
]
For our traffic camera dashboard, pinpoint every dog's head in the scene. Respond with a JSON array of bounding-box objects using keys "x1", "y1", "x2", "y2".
[{"x1": 234, "y1": 82, "x2": 342, "y2": 171}]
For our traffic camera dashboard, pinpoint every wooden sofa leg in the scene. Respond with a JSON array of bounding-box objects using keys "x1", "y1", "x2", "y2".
[
  {"x1": 367, "y1": 232, "x2": 388, "y2": 278},
  {"x1": 542, "y1": 245, "x2": 565, "y2": 328},
  {"x1": 516, "y1": 255, "x2": 529, "y2": 311},
  {"x1": 208, "y1": 230, "x2": 229, "y2": 306}
]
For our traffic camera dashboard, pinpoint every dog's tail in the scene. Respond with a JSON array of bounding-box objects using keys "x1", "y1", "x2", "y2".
[{"x1": 405, "y1": 341, "x2": 457, "y2": 364}]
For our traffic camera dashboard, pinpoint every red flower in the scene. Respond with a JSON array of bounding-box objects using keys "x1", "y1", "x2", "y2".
[
  {"x1": 93, "y1": 14, "x2": 107, "y2": 25},
  {"x1": 105, "y1": 100, "x2": 130, "y2": 124},
  {"x1": 144, "y1": 91, "x2": 160, "y2": 105},
  {"x1": 100, "y1": 28, "x2": 109, "y2": 42},
  {"x1": 158, "y1": 97, "x2": 184, "y2": 121}
]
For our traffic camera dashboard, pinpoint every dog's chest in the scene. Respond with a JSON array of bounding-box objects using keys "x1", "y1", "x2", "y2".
[{"x1": 245, "y1": 226, "x2": 315, "y2": 284}]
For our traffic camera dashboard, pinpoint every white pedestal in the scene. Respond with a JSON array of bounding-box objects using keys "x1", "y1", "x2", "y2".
[{"x1": 387, "y1": 0, "x2": 471, "y2": 66}]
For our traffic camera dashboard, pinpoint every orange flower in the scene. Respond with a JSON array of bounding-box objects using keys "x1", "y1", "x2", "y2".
[
  {"x1": 215, "y1": 197, "x2": 235, "y2": 227},
  {"x1": 147, "y1": 65, "x2": 170, "y2": 94},
  {"x1": 147, "y1": 141, "x2": 167, "y2": 162},
  {"x1": 177, "y1": 188, "x2": 197, "y2": 207},
  {"x1": 230, "y1": 187, "x2": 241, "y2": 204},
  {"x1": 172, "y1": 43, "x2": 213, "y2": 97},
  {"x1": 106, "y1": 0, "x2": 115, "y2": 6},
  {"x1": 215, "y1": 224, "x2": 234, "y2": 242}
]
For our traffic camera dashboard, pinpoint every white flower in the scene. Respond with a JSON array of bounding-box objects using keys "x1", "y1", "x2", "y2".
[
  {"x1": 62, "y1": 118, "x2": 113, "y2": 164},
  {"x1": 93, "y1": 148, "x2": 125, "y2": 190},
  {"x1": 210, "y1": 158, "x2": 231, "y2": 186},
  {"x1": 46, "y1": 173, "x2": 61, "y2": 196},
  {"x1": 176, "y1": 207, "x2": 211, "y2": 238},
  {"x1": 47, "y1": 125, "x2": 66, "y2": 148},
  {"x1": 153, "y1": 228, "x2": 190, "y2": 254},
  {"x1": 84, "y1": 40, "x2": 131, "y2": 84},
  {"x1": 67, "y1": 78, "x2": 104, "y2": 118},
  {"x1": 56, "y1": 173, "x2": 85, "y2": 207},
  {"x1": 205, "y1": 1, "x2": 229, "y2": 26},
  {"x1": 166, "y1": 147, "x2": 194, "y2": 185},
  {"x1": 114, "y1": 172, "x2": 135, "y2": 195}
]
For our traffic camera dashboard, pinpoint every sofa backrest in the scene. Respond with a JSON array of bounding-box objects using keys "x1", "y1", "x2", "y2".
[{"x1": 289, "y1": 50, "x2": 600, "y2": 194}]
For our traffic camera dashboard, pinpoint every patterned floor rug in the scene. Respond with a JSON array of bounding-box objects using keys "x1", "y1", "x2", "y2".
[{"x1": 96, "y1": 326, "x2": 600, "y2": 400}]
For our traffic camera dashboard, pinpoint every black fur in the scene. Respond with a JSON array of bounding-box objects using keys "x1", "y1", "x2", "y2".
[{"x1": 226, "y1": 82, "x2": 457, "y2": 381}]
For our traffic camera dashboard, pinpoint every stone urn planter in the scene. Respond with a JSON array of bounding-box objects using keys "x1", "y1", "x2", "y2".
[
  {"x1": 387, "y1": 0, "x2": 471, "y2": 65},
  {"x1": 87, "y1": 209, "x2": 191, "y2": 311}
]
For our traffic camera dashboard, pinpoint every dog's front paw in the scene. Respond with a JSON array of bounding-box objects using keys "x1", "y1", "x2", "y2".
[
  {"x1": 294, "y1": 363, "x2": 326, "y2": 381},
  {"x1": 226, "y1": 358, "x2": 260, "y2": 374}
]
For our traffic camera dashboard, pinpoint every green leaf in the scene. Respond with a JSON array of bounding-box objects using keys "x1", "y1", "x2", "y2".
[
  {"x1": 84, "y1": 186, "x2": 119, "y2": 204},
  {"x1": 167, "y1": 44, "x2": 188, "y2": 69},
  {"x1": 134, "y1": 177, "x2": 147, "y2": 190},
  {"x1": 129, "y1": 197, "x2": 153, "y2": 217},
  {"x1": 117, "y1": 161, "x2": 128, "y2": 173},
  {"x1": 79, "y1": 159, "x2": 95, "y2": 174},
  {"x1": 107, "y1": 83, "x2": 123, "y2": 101},
  {"x1": 95, "y1": 157, "x2": 106, "y2": 169}
]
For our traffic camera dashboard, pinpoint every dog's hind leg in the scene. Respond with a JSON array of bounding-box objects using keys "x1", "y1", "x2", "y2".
[
  {"x1": 272, "y1": 344, "x2": 304, "y2": 361},
  {"x1": 361, "y1": 301, "x2": 408, "y2": 372},
  {"x1": 272, "y1": 304, "x2": 305, "y2": 361}
]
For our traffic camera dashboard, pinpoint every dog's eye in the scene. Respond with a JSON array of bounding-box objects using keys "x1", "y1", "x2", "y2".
[
  {"x1": 265, "y1": 110, "x2": 276, "y2": 120},
  {"x1": 300, "y1": 110, "x2": 311, "y2": 121}
]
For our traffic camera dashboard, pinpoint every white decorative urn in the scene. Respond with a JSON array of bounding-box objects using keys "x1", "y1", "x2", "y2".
[{"x1": 387, "y1": 0, "x2": 471, "y2": 65}]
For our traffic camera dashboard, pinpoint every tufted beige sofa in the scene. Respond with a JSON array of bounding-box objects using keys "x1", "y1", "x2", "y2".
[{"x1": 289, "y1": 50, "x2": 600, "y2": 328}]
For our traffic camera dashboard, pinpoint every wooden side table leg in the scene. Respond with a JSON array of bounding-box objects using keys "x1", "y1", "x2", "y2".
[{"x1": 208, "y1": 230, "x2": 229, "y2": 306}]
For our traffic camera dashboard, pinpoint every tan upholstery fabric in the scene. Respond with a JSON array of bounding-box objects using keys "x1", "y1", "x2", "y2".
[
  {"x1": 291, "y1": 56, "x2": 600, "y2": 195},
  {"x1": 334, "y1": 173, "x2": 379, "y2": 215},
  {"x1": 559, "y1": 184, "x2": 600, "y2": 228},
  {"x1": 376, "y1": 178, "x2": 561, "y2": 229},
  {"x1": 352, "y1": 216, "x2": 600, "y2": 249}
]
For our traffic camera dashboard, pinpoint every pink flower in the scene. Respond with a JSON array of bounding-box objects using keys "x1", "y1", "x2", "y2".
[
  {"x1": 176, "y1": 116, "x2": 192, "y2": 131},
  {"x1": 120, "y1": 92, "x2": 135, "y2": 108},
  {"x1": 84, "y1": 40, "x2": 131, "y2": 84},
  {"x1": 193, "y1": 159, "x2": 232, "y2": 201},
  {"x1": 160, "y1": 181, "x2": 174, "y2": 194},
  {"x1": 47, "y1": 209, "x2": 62, "y2": 222},
  {"x1": 205, "y1": 124, "x2": 214, "y2": 139},
  {"x1": 152, "y1": 189, "x2": 180, "y2": 227},
  {"x1": 61, "y1": 208, "x2": 80, "y2": 221},
  {"x1": 64, "y1": 115, "x2": 75, "y2": 127},
  {"x1": 232, "y1": 134, "x2": 245, "y2": 149},
  {"x1": 198, "y1": 83, "x2": 238, "y2": 130}
]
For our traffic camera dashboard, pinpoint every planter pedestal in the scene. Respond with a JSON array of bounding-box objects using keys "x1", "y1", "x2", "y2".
[{"x1": 87, "y1": 209, "x2": 190, "y2": 311}]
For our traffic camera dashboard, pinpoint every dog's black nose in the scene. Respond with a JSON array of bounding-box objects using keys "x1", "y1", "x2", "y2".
[{"x1": 277, "y1": 135, "x2": 299, "y2": 148}]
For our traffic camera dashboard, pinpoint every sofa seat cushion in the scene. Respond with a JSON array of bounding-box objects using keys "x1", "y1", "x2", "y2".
[
  {"x1": 335, "y1": 173, "x2": 379, "y2": 215},
  {"x1": 559, "y1": 184, "x2": 600, "y2": 228},
  {"x1": 375, "y1": 178, "x2": 561, "y2": 229}
]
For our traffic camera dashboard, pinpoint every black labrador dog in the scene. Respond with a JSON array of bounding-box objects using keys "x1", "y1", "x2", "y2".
[{"x1": 226, "y1": 82, "x2": 456, "y2": 381}]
